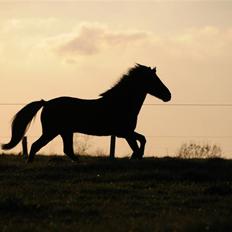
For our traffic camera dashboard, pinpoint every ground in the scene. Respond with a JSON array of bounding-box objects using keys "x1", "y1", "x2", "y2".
[{"x1": 0, "y1": 154, "x2": 232, "y2": 232}]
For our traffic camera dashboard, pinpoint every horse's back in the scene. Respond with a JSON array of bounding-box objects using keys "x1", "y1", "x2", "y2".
[
  {"x1": 40, "y1": 97, "x2": 112, "y2": 135},
  {"x1": 42, "y1": 96, "x2": 102, "y2": 119}
]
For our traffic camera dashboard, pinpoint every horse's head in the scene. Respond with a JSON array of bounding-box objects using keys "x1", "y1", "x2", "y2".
[{"x1": 137, "y1": 64, "x2": 171, "y2": 102}]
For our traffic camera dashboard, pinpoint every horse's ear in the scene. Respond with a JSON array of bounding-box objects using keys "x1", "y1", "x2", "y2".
[{"x1": 152, "y1": 67, "x2": 157, "y2": 72}]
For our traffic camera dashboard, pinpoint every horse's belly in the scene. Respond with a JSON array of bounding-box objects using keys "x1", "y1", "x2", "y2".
[
  {"x1": 46, "y1": 113, "x2": 136, "y2": 136},
  {"x1": 73, "y1": 114, "x2": 137, "y2": 136},
  {"x1": 72, "y1": 114, "x2": 114, "y2": 136}
]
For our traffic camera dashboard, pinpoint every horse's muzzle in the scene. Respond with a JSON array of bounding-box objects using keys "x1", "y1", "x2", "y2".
[{"x1": 163, "y1": 92, "x2": 171, "y2": 102}]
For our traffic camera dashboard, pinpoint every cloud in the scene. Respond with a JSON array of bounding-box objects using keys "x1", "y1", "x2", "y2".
[
  {"x1": 52, "y1": 23, "x2": 148, "y2": 57},
  {"x1": 49, "y1": 23, "x2": 232, "y2": 67},
  {"x1": 170, "y1": 26, "x2": 232, "y2": 64},
  {"x1": 0, "y1": 18, "x2": 231, "y2": 69}
]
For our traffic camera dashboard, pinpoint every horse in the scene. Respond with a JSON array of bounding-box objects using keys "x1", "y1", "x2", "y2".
[{"x1": 2, "y1": 64, "x2": 171, "y2": 162}]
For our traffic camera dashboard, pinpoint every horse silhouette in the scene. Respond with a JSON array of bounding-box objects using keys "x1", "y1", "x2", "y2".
[{"x1": 2, "y1": 64, "x2": 171, "y2": 162}]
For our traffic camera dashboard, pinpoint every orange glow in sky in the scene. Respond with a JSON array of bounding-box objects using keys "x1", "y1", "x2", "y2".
[{"x1": 1, "y1": 1, "x2": 232, "y2": 157}]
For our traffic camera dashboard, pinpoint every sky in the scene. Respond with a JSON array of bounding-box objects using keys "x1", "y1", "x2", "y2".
[{"x1": 0, "y1": 1, "x2": 232, "y2": 157}]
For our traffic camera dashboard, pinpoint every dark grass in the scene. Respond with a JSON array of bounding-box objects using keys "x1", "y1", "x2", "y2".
[{"x1": 0, "y1": 154, "x2": 232, "y2": 231}]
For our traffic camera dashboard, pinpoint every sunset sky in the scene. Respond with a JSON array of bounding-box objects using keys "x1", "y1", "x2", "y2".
[{"x1": 1, "y1": 1, "x2": 232, "y2": 156}]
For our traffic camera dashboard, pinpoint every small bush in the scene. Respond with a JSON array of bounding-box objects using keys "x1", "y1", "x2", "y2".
[
  {"x1": 178, "y1": 142, "x2": 222, "y2": 159},
  {"x1": 74, "y1": 134, "x2": 92, "y2": 155}
]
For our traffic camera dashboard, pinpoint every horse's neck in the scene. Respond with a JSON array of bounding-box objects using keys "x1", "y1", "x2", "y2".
[
  {"x1": 116, "y1": 91, "x2": 146, "y2": 115},
  {"x1": 131, "y1": 92, "x2": 147, "y2": 114}
]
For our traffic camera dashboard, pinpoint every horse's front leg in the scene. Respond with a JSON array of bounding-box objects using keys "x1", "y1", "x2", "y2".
[
  {"x1": 126, "y1": 132, "x2": 146, "y2": 159},
  {"x1": 134, "y1": 132, "x2": 146, "y2": 159},
  {"x1": 126, "y1": 135, "x2": 139, "y2": 159}
]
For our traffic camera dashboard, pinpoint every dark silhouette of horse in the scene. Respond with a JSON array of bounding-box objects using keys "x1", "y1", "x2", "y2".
[{"x1": 2, "y1": 64, "x2": 171, "y2": 162}]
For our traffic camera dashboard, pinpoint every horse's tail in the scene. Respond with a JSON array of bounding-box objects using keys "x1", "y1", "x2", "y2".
[{"x1": 2, "y1": 100, "x2": 46, "y2": 150}]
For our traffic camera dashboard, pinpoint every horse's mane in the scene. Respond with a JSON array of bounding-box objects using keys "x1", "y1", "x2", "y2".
[{"x1": 100, "y1": 64, "x2": 149, "y2": 98}]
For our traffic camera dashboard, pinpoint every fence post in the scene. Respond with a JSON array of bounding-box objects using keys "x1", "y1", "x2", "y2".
[
  {"x1": 109, "y1": 135, "x2": 116, "y2": 159},
  {"x1": 22, "y1": 136, "x2": 28, "y2": 160}
]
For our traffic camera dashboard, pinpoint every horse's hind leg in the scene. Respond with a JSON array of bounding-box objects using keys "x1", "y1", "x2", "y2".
[
  {"x1": 28, "y1": 133, "x2": 56, "y2": 163},
  {"x1": 61, "y1": 133, "x2": 79, "y2": 161},
  {"x1": 126, "y1": 134, "x2": 140, "y2": 159}
]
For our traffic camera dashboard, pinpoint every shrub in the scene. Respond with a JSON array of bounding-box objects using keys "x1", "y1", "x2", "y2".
[
  {"x1": 74, "y1": 134, "x2": 92, "y2": 155},
  {"x1": 177, "y1": 142, "x2": 222, "y2": 159}
]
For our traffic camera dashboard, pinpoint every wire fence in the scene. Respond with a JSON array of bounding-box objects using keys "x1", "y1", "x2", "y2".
[
  {"x1": 1, "y1": 103, "x2": 232, "y2": 106},
  {"x1": 1, "y1": 102, "x2": 232, "y2": 156}
]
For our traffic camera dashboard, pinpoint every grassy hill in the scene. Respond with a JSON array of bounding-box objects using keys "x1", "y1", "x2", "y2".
[{"x1": 0, "y1": 154, "x2": 232, "y2": 231}]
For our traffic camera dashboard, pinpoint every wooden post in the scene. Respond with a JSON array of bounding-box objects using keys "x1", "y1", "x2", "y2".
[
  {"x1": 109, "y1": 135, "x2": 116, "y2": 159},
  {"x1": 22, "y1": 136, "x2": 28, "y2": 160}
]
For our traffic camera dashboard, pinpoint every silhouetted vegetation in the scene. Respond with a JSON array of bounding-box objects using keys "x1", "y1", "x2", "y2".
[
  {"x1": 0, "y1": 154, "x2": 232, "y2": 231},
  {"x1": 178, "y1": 143, "x2": 222, "y2": 159}
]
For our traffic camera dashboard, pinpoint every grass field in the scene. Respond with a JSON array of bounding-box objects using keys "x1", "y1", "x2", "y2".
[{"x1": 0, "y1": 154, "x2": 232, "y2": 232}]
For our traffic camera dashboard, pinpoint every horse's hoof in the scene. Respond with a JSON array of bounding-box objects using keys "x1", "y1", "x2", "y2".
[
  {"x1": 130, "y1": 154, "x2": 138, "y2": 160},
  {"x1": 130, "y1": 154, "x2": 143, "y2": 160},
  {"x1": 70, "y1": 157, "x2": 79, "y2": 162},
  {"x1": 137, "y1": 155, "x2": 143, "y2": 160}
]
